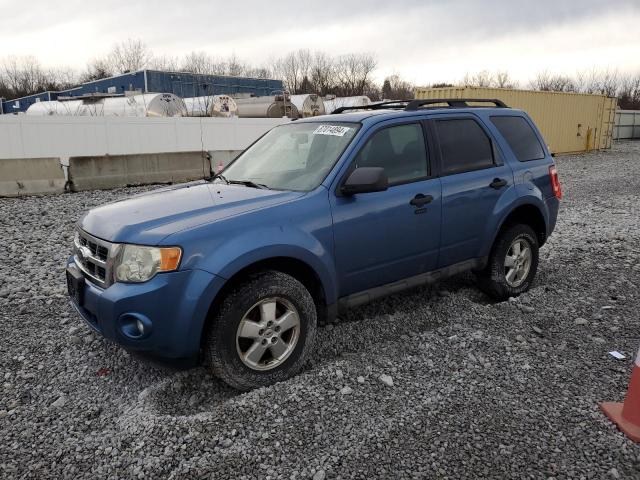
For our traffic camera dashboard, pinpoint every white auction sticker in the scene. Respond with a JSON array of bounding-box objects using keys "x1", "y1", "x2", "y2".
[{"x1": 313, "y1": 125, "x2": 352, "y2": 137}]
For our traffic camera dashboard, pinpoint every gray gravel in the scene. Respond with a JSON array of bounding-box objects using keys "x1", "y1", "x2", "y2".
[{"x1": 2, "y1": 142, "x2": 640, "y2": 479}]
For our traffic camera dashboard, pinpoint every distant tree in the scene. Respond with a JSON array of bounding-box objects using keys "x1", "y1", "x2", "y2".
[
  {"x1": 529, "y1": 70, "x2": 577, "y2": 92},
  {"x1": 108, "y1": 39, "x2": 152, "y2": 73},
  {"x1": 381, "y1": 74, "x2": 414, "y2": 99},
  {"x1": 80, "y1": 57, "x2": 113, "y2": 82},
  {"x1": 430, "y1": 82, "x2": 454, "y2": 88}
]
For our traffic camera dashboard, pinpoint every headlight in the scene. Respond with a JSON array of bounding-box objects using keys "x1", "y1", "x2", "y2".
[{"x1": 115, "y1": 245, "x2": 182, "y2": 283}]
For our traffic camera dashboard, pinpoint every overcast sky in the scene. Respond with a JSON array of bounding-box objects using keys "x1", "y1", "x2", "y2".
[{"x1": 1, "y1": 0, "x2": 639, "y2": 85}]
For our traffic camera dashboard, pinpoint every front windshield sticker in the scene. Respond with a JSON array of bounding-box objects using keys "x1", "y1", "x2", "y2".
[{"x1": 313, "y1": 125, "x2": 352, "y2": 137}]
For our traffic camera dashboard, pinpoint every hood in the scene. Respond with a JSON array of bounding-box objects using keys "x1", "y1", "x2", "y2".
[{"x1": 79, "y1": 181, "x2": 304, "y2": 244}]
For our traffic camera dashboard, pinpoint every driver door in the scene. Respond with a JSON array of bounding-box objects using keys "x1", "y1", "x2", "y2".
[{"x1": 330, "y1": 121, "x2": 442, "y2": 297}]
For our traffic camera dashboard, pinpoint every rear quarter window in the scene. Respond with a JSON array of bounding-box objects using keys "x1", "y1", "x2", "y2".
[
  {"x1": 435, "y1": 118, "x2": 494, "y2": 175},
  {"x1": 491, "y1": 116, "x2": 545, "y2": 162}
]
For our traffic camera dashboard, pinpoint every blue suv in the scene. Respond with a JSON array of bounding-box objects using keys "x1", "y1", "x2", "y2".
[{"x1": 67, "y1": 98, "x2": 561, "y2": 390}]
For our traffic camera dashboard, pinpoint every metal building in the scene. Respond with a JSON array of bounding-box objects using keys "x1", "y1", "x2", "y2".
[
  {"x1": 1, "y1": 91, "x2": 59, "y2": 115},
  {"x1": 414, "y1": 86, "x2": 616, "y2": 154},
  {"x1": 2, "y1": 70, "x2": 283, "y2": 114}
]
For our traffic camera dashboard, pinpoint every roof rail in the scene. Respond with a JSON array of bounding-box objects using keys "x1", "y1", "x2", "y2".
[
  {"x1": 405, "y1": 98, "x2": 508, "y2": 110},
  {"x1": 331, "y1": 98, "x2": 509, "y2": 114},
  {"x1": 331, "y1": 100, "x2": 410, "y2": 114}
]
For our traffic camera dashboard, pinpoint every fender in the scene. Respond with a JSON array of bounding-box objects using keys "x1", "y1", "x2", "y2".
[
  {"x1": 480, "y1": 190, "x2": 550, "y2": 258},
  {"x1": 196, "y1": 226, "x2": 338, "y2": 306}
]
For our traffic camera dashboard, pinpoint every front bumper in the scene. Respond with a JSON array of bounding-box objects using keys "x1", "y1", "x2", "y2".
[{"x1": 67, "y1": 257, "x2": 225, "y2": 359}]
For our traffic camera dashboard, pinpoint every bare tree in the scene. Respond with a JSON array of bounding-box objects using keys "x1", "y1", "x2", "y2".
[
  {"x1": 149, "y1": 54, "x2": 180, "y2": 72},
  {"x1": 309, "y1": 52, "x2": 335, "y2": 95},
  {"x1": 617, "y1": 72, "x2": 640, "y2": 109},
  {"x1": 529, "y1": 70, "x2": 577, "y2": 92},
  {"x1": 108, "y1": 39, "x2": 152, "y2": 73},
  {"x1": 80, "y1": 57, "x2": 113, "y2": 82},
  {"x1": 381, "y1": 74, "x2": 414, "y2": 99},
  {"x1": 335, "y1": 53, "x2": 377, "y2": 96},
  {"x1": 463, "y1": 70, "x2": 493, "y2": 87}
]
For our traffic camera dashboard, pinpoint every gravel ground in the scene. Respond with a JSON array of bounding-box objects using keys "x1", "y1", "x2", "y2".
[{"x1": 1, "y1": 141, "x2": 640, "y2": 479}]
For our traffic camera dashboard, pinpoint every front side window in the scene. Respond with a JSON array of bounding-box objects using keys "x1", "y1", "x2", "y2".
[
  {"x1": 354, "y1": 123, "x2": 428, "y2": 184},
  {"x1": 436, "y1": 118, "x2": 494, "y2": 175},
  {"x1": 221, "y1": 122, "x2": 359, "y2": 191},
  {"x1": 491, "y1": 116, "x2": 545, "y2": 162}
]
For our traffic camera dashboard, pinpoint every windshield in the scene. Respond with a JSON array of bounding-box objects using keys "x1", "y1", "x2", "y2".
[{"x1": 219, "y1": 122, "x2": 359, "y2": 191}]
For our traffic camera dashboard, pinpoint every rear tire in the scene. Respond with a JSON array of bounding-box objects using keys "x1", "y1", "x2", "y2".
[
  {"x1": 205, "y1": 271, "x2": 317, "y2": 391},
  {"x1": 477, "y1": 224, "x2": 539, "y2": 301}
]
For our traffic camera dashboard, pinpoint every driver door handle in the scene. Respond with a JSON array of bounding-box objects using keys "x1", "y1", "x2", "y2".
[
  {"x1": 410, "y1": 194, "x2": 433, "y2": 208},
  {"x1": 489, "y1": 178, "x2": 508, "y2": 189}
]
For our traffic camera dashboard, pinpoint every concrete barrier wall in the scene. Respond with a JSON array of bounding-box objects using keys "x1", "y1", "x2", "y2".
[
  {"x1": 69, "y1": 152, "x2": 209, "y2": 191},
  {"x1": 0, "y1": 157, "x2": 66, "y2": 196},
  {"x1": 0, "y1": 116, "x2": 288, "y2": 196}
]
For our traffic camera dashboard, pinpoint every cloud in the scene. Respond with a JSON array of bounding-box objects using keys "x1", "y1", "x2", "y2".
[{"x1": 0, "y1": 0, "x2": 638, "y2": 84}]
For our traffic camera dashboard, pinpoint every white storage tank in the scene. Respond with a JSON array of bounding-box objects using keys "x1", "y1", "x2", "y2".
[
  {"x1": 235, "y1": 95, "x2": 299, "y2": 119},
  {"x1": 323, "y1": 95, "x2": 371, "y2": 113},
  {"x1": 101, "y1": 93, "x2": 187, "y2": 117},
  {"x1": 26, "y1": 100, "x2": 101, "y2": 116},
  {"x1": 183, "y1": 95, "x2": 238, "y2": 117},
  {"x1": 290, "y1": 94, "x2": 326, "y2": 117},
  {"x1": 26, "y1": 93, "x2": 187, "y2": 117}
]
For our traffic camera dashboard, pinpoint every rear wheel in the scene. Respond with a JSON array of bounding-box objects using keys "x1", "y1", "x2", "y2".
[
  {"x1": 477, "y1": 224, "x2": 539, "y2": 301},
  {"x1": 205, "y1": 271, "x2": 317, "y2": 390}
]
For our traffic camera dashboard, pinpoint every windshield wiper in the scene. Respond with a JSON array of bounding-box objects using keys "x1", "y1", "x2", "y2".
[
  {"x1": 228, "y1": 179, "x2": 269, "y2": 189},
  {"x1": 209, "y1": 173, "x2": 229, "y2": 184}
]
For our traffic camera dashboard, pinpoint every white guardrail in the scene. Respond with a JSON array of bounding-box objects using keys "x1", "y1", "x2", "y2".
[
  {"x1": 0, "y1": 115, "x2": 289, "y2": 159},
  {"x1": 0, "y1": 116, "x2": 290, "y2": 196},
  {"x1": 613, "y1": 110, "x2": 640, "y2": 140}
]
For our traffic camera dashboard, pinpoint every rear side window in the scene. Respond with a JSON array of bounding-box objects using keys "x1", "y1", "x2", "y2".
[
  {"x1": 354, "y1": 123, "x2": 428, "y2": 184},
  {"x1": 491, "y1": 116, "x2": 545, "y2": 162},
  {"x1": 435, "y1": 119, "x2": 494, "y2": 175}
]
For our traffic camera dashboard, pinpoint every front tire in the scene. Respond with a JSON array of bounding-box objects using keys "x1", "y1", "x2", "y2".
[
  {"x1": 205, "y1": 271, "x2": 317, "y2": 391},
  {"x1": 477, "y1": 224, "x2": 539, "y2": 301}
]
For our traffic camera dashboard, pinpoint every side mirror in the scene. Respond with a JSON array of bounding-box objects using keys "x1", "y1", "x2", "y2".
[{"x1": 340, "y1": 167, "x2": 388, "y2": 196}]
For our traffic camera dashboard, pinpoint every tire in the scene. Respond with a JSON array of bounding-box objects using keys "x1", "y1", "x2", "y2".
[
  {"x1": 205, "y1": 271, "x2": 317, "y2": 391},
  {"x1": 477, "y1": 224, "x2": 539, "y2": 301}
]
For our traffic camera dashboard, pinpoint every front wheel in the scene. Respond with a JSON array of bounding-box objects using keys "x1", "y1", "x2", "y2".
[
  {"x1": 477, "y1": 224, "x2": 539, "y2": 301},
  {"x1": 204, "y1": 271, "x2": 317, "y2": 390}
]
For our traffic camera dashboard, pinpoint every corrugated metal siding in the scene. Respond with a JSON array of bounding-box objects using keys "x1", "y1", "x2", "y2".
[
  {"x1": 613, "y1": 110, "x2": 640, "y2": 139},
  {"x1": 60, "y1": 71, "x2": 147, "y2": 97},
  {"x1": 1, "y1": 91, "x2": 58, "y2": 114},
  {"x1": 146, "y1": 71, "x2": 282, "y2": 98},
  {"x1": 414, "y1": 86, "x2": 617, "y2": 154}
]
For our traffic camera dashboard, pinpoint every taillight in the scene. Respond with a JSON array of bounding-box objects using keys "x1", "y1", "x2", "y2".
[{"x1": 549, "y1": 165, "x2": 562, "y2": 199}]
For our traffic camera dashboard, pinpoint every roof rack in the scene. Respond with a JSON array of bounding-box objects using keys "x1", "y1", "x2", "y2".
[
  {"x1": 331, "y1": 100, "x2": 410, "y2": 114},
  {"x1": 331, "y1": 98, "x2": 508, "y2": 114},
  {"x1": 404, "y1": 98, "x2": 508, "y2": 110}
]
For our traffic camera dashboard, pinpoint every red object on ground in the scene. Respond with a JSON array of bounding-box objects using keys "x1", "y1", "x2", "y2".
[
  {"x1": 96, "y1": 368, "x2": 110, "y2": 377},
  {"x1": 600, "y1": 346, "x2": 640, "y2": 442}
]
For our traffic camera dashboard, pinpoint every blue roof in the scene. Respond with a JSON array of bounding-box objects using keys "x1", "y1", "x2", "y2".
[{"x1": 296, "y1": 107, "x2": 517, "y2": 126}]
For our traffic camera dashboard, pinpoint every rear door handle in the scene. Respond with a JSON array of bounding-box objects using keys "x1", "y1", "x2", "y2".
[
  {"x1": 489, "y1": 178, "x2": 508, "y2": 189},
  {"x1": 410, "y1": 194, "x2": 433, "y2": 207}
]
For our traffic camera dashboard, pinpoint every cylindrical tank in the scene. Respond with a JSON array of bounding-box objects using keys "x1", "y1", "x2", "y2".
[
  {"x1": 183, "y1": 95, "x2": 238, "y2": 117},
  {"x1": 290, "y1": 94, "x2": 326, "y2": 117},
  {"x1": 26, "y1": 93, "x2": 187, "y2": 117},
  {"x1": 235, "y1": 96, "x2": 300, "y2": 119},
  {"x1": 101, "y1": 93, "x2": 187, "y2": 117},
  {"x1": 26, "y1": 100, "x2": 100, "y2": 116},
  {"x1": 323, "y1": 95, "x2": 371, "y2": 114}
]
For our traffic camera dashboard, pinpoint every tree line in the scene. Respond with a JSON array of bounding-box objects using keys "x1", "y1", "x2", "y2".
[{"x1": 1, "y1": 39, "x2": 639, "y2": 109}]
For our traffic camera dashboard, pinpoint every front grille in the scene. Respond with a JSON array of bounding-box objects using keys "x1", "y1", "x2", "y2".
[{"x1": 74, "y1": 230, "x2": 115, "y2": 287}]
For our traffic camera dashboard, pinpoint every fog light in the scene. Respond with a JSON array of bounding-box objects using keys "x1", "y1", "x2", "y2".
[{"x1": 118, "y1": 313, "x2": 152, "y2": 339}]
